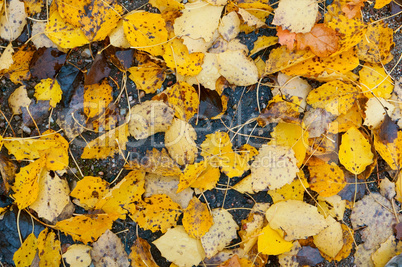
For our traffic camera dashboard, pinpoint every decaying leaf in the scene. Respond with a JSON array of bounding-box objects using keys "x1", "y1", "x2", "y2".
[
  {"x1": 296, "y1": 24, "x2": 339, "y2": 58},
  {"x1": 0, "y1": 42, "x2": 14, "y2": 71},
  {"x1": 364, "y1": 97, "x2": 394, "y2": 129},
  {"x1": 153, "y1": 226, "x2": 205, "y2": 267},
  {"x1": 62, "y1": 244, "x2": 92, "y2": 267},
  {"x1": 183, "y1": 197, "x2": 214, "y2": 239},
  {"x1": 265, "y1": 200, "x2": 328, "y2": 241},
  {"x1": 163, "y1": 81, "x2": 199, "y2": 121},
  {"x1": 91, "y1": 230, "x2": 129, "y2": 267},
  {"x1": 129, "y1": 238, "x2": 158, "y2": 267},
  {"x1": 219, "y1": 11, "x2": 240, "y2": 41},
  {"x1": 8, "y1": 85, "x2": 31, "y2": 115},
  {"x1": 128, "y1": 100, "x2": 174, "y2": 140},
  {"x1": 0, "y1": 0, "x2": 27, "y2": 41},
  {"x1": 83, "y1": 79, "x2": 113, "y2": 119},
  {"x1": 128, "y1": 61, "x2": 166, "y2": 94}
]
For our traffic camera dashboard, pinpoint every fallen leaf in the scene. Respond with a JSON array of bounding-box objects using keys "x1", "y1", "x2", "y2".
[
  {"x1": 0, "y1": 43, "x2": 14, "y2": 71},
  {"x1": 201, "y1": 209, "x2": 239, "y2": 258},
  {"x1": 308, "y1": 162, "x2": 346, "y2": 197},
  {"x1": 374, "y1": 0, "x2": 392, "y2": 9},
  {"x1": 0, "y1": 0, "x2": 27, "y2": 41},
  {"x1": 37, "y1": 228, "x2": 61, "y2": 267},
  {"x1": 219, "y1": 11, "x2": 241, "y2": 41},
  {"x1": 268, "y1": 172, "x2": 309, "y2": 203},
  {"x1": 13, "y1": 233, "x2": 38, "y2": 267},
  {"x1": 62, "y1": 244, "x2": 92, "y2": 267},
  {"x1": 149, "y1": 0, "x2": 184, "y2": 12},
  {"x1": 29, "y1": 47, "x2": 66, "y2": 80},
  {"x1": 313, "y1": 216, "x2": 343, "y2": 258},
  {"x1": 364, "y1": 97, "x2": 395, "y2": 129},
  {"x1": 372, "y1": 235, "x2": 402, "y2": 267},
  {"x1": 258, "y1": 225, "x2": 293, "y2": 255},
  {"x1": 128, "y1": 61, "x2": 166, "y2": 94},
  {"x1": 339, "y1": 126, "x2": 374, "y2": 174},
  {"x1": 3, "y1": 45, "x2": 35, "y2": 84},
  {"x1": 153, "y1": 226, "x2": 205, "y2": 267},
  {"x1": 184, "y1": 53, "x2": 221, "y2": 90},
  {"x1": 8, "y1": 85, "x2": 31, "y2": 115},
  {"x1": 70, "y1": 176, "x2": 109, "y2": 210},
  {"x1": 183, "y1": 197, "x2": 214, "y2": 239},
  {"x1": 164, "y1": 81, "x2": 199, "y2": 121},
  {"x1": 34, "y1": 78, "x2": 63, "y2": 108},
  {"x1": 359, "y1": 63, "x2": 393, "y2": 99},
  {"x1": 178, "y1": 161, "x2": 221, "y2": 192},
  {"x1": 277, "y1": 241, "x2": 301, "y2": 267},
  {"x1": 296, "y1": 246, "x2": 324, "y2": 266},
  {"x1": 129, "y1": 238, "x2": 158, "y2": 267},
  {"x1": 91, "y1": 230, "x2": 129, "y2": 267},
  {"x1": 83, "y1": 79, "x2": 113, "y2": 119},
  {"x1": 342, "y1": 0, "x2": 366, "y2": 19},
  {"x1": 237, "y1": 8, "x2": 265, "y2": 28},
  {"x1": 272, "y1": 0, "x2": 318, "y2": 33},
  {"x1": 250, "y1": 36, "x2": 278, "y2": 55},
  {"x1": 108, "y1": 19, "x2": 131, "y2": 48},
  {"x1": 85, "y1": 52, "x2": 111, "y2": 85},
  {"x1": 265, "y1": 200, "x2": 328, "y2": 241}
]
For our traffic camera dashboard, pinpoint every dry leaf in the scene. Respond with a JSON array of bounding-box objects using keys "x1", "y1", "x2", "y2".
[
  {"x1": 250, "y1": 36, "x2": 278, "y2": 55},
  {"x1": 313, "y1": 216, "x2": 343, "y2": 258},
  {"x1": 359, "y1": 63, "x2": 393, "y2": 99},
  {"x1": 219, "y1": 11, "x2": 240, "y2": 41},
  {"x1": 178, "y1": 161, "x2": 221, "y2": 192},
  {"x1": 308, "y1": 162, "x2": 346, "y2": 197},
  {"x1": 372, "y1": 235, "x2": 402, "y2": 267},
  {"x1": 183, "y1": 197, "x2": 214, "y2": 239},
  {"x1": 62, "y1": 244, "x2": 92, "y2": 267},
  {"x1": 91, "y1": 230, "x2": 129, "y2": 267},
  {"x1": 296, "y1": 24, "x2": 339, "y2": 58},
  {"x1": 0, "y1": 0, "x2": 27, "y2": 41},
  {"x1": 129, "y1": 238, "x2": 158, "y2": 267},
  {"x1": 164, "y1": 81, "x2": 199, "y2": 121},
  {"x1": 364, "y1": 97, "x2": 394, "y2": 129},
  {"x1": 70, "y1": 176, "x2": 109, "y2": 210},
  {"x1": 0, "y1": 42, "x2": 14, "y2": 71},
  {"x1": 8, "y1": 85, "x2": 31, "y2": 115},
  {"x1": 83, "y1": 79, "x2": 113, "y2": 119}
]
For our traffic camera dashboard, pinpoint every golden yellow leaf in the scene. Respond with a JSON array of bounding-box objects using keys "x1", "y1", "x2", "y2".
[
  {"x1": 129, "y1": 238, "x2": 158, "y2": 267},
  {"x1": 95, "y1": 170, "x2": 145, "y2": 219},
  {"x1": 149, "y1": 0, "x2": 184, "y2": 12},
  {"x1": 37, "y1": 228, "x2": 61, "y2": 267},
  {"x1": 359, "y1": 63, "x2": 393, "y2": 99},
  {"x1": 373, "y1": 130, "x2": 402, "y2": 170},
  {"x1": 163, "y1": 38, "x2": 204, "y2": 76},
  {"x1": 268, "y1": 172, "x2": 308, "y2": 203},
  {"x1": 307, "y1": 80, "x2": 358, "y2": 116},
  {"x1": 70, "y1": 176, "x2": 109, "y2": 210},
  {"x1": 84, "y1": 79, "x2": 113, "y2": 119},
  {"x1": 165, "y1": 118, "x2": 197, "y2": 165},
  {"x1": 3, "y1": 45, "x2": 35, "y2": 84},
  {"x1": 56, "y1": 0, "x2": 90, "y2": 27},
  {"x1": 182, "y1": 197, "x2": 213, "y2": 239},
  {"x1": 374, "y1": 0, "x2": 392, "y2": 9},
  {"x1": 13, "y1": 158, "x2": 45, "y2": 209},
  {"x1": 55, "y1": 213, "x2": 119, "y2": 244},
  {"x1": 128, "y1": 61, "x2": 166, "y2": 94},
  {"x1": 258, "y1": 225, "x2": 293, "y2": 255},
  {"x1": 164, "y1": 81, "x2": 199, "y2": 121},
  {"x1": 34, "y1": 78, "x2": 62, "y2": 108},
  {"x1": 128, "y1": 100, "x2": 174, "y2": 140},
  {"x1": 313, "y1": 216, "x2": 343, "y2": 258},
  {"x1": 45, "y1": 11, "x2": 89, "y2": 49},
  {"x1": 238, "y1": 211, "x2": 265, "y2": 255},
  {"x1": 124, "y1": 11, "x2": 168, "y2": 56},
  {"x1": 178, "y1": 161, "x2": 220, "y2": 193},
  {"x1": 250, "y1": 36, "x2": 278, "y2": 55},
  {"x1": 62, "y1": 244, "x2": 92, "y2": 267},
  {"x1": 13, "y1": 233, "x2": 38, "y2": 267},
  {"x1": 339, "y1": 127, "x2": 373, "y2": 174},
  {"x1": 372, "y1": 234, "x2": 402, "y2": 267},
  {"x1": 327, "y1": 102, "x2": 362, "y2": 134},
  {"x1": 24, "y1": 0, "x2": 44, "y2": 15},
  {"x1": 81, "y1": 124, "x2": 129, "y2": 159},
  {"x1": 201, "y1": 131, "x2": 232, "y2": 159},
  {"x1": 309, "y1": 162, "x2": 346, "y2": 197}
]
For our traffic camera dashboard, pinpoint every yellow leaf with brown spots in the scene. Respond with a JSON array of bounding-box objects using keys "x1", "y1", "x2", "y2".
[
  {"x1": 13, "y1": 233, "x2": 38, "y2": 267},
  {"x1": 70, "y1": 176, "x2": 109, "y2": 210},
  {"x1": 129, "y1": 238, "x2": 158, "y2": 267},
  {"x1": 2, "y1": 45, "x2": 35, "y2": 84},
  {"x1": 149, "y1": 0, "x2": 184, "y2": 12},
  {"x1": 124, "y1": 11, "x2": 168, "y2": 56},
  {"x1": 56, "y1": 0, "x2": 90, "y2": 27},
  {"x1": 131, "y1": 194, "x2": 182, "y2": 233},
  {"x1": 178, "y1": 161, "x2": 220, "y2": 193},
  {"x1": 84, "y1": 79, "x2": 113, "y2": 119},
  {"x1": 128, "y1": 61, "x2": 166, "y2": 94},
  {"x1": 359, "y1": 63, "x2": 393, "y2": 99},
  {"x1": 183, "y1": 197, "x2": 213, "y2": 239},
  {"x1": 37, "y1": 228, "x2": 61, "y2": 267},
  {"x1": 308, "y1": 162, "x2": 346, "y2": 197}
]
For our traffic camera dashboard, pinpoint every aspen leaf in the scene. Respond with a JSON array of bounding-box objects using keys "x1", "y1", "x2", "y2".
[
  {"x1": 272, "y1": 0, "x2": 318, "y2": 33},
  {"x1": 339, "y1": 127, "x2": 373, "y2": 174},
  {"x1": 237, "y1": 8, "x2": 265, "y2": 28},
  {"x1": 70, "y1": 176, "x2": 109, "y2": 210},
  {"x1": 34, "y1": 78, "x2": 62, "y2": 108},
  {"x1": 183, "y1": 197, "x2": 214, "y2": 239},
  {"x1": 200, "y1": 131, "x2": 232, "y2": 159},
  {"x1": 165, "y1": 118, "x2": 197, "y2": 165},
  {"x1": 0, "y1": 42, "x2": 14, "y2": 71},
  {"x1": 37, "y1": 228, "x2": 61, "y2": 267},
  {"x1": 265, "y1": 200, "x2": 328, "y2": 241},
  {"x1": 341, "y1": 0, "x2": 365, "y2": 19},
  {"x1": 317, "y1": 195, "x2": 346, "y2": 221},
  {"x1": 364, "y1": 97, "x2": 395, "y2": 129},
  {"x1": 62, "y1": 244, "x2": 92, "y2": 267},
  {"x1": 359, "y1": 63, "x2": 393, "y2": 99},
  {"x1": 178, "y1": 161, "x2": 221, "y2": 193},
  {"x1": 37, "y1": 130, "x2": 69, "y2": 171},
  {"x1": 108, "y1": 19, "x2": 131, "y2": 48},
  {"x1": 313, "y1": 216, "x2": 343, "y2": 258},
  {"x1": 128, "y1": 100, "x2": 174, "y2": 140},
  {"x1": 219, "y1": 11, "x2": 240, "y2": 41},
  {"x1": 149, "y1": 0, "x2": 184, "y2": 12},
  {"x1": 356, "y1": 22, "x2": 394, "y2": 64},
  {"x1": 129, "y1": 238, "x2": 158, "y2": 267},
  {"x1": 258, "y1": 225, "x2": 293, "y2": 255},
  {"x1": 201, "y1": 209, "x2": 239, "y2": 258},
  {"x1": 8, "y1": 85, "x2": 31, "y2": 115},
  {"x1": 374, "y1": 0, "x2": 392, "y2": 9},
  {"x1": 29, "y1": 171, "x2": 71, "y2": 222},
  {"x1": 238, "y1": 211, "x2": 265, "y2": 255},
  {"x1": 83, "y1": 79, "x2": 113, "y2": 119},
  {"x1": 13, "y1": 233, "x2": 38, "y2": 267},
  {"x1": 163, "y1": 38, "x2": 204, "y2": 76},
  {"x1": 265, "y1": 45, "x2": 315, "y2": 74},
  {"x1": 24, "y1": 0, "x2": 44, "y2": 15},
  {"x1": 329, "y1": 224, "x2": 355, "y2": 262},
  {"x1": 45, "y1": 11, "x2": 89, "y2": 49},
  {"x1": 374, "y1": 130, "x2": 402, "y2": 171},
  {"x1": 217, "y1": 49, "x2": 258, "y2": 86},
  {"x1": 132, "y1": 194, "x2": 182, "y2": 233},
  {"x1": 153, "y1": 226, "x2": 205, "y2": 267},
  {"x1": 371, "y1": 235, "x2": 402, "y2": 267},
  {"x1": 164, "y1": 81, "x2": 199, "y2": 121},
  {"x1": 174, "y1": 2, "x2": 223, "y2": 42},
  {"x1": 13, "y1": 158, "x2": 45, "y2": 209},
  {"x1": 184, "y1": 53, "x2": 221, "y2": 90},
  {"x1": 4, "y1": 46, "x2": 35, "y2": 84},
  {"x1": 251, "y1": 144, "x2": 299, "y2": 191},
  {"x1": 250, "y1": 36, "x2": 278, "y2": 55},
  {"x1": 81, "y1": 124, "x2": 129, "y2": 159},
  {"x1": 128, "y1": 61, "x2": 166, "y2": 94},
  {"x1": 268, "y1": 172, "x2": 309, "y2": 203},
  {"x1": 296, "y1": 24, "x2": 339, "y2": 58},
  {"x1": 55, "y1": 213, "x2": 119, "y2": 244},
  {"x1": 220, "y1": 255, "x2": 253, "y2": 267},
  {"x1": 308, "y1": 162, "x2": 346, "y2": 197},
  {"x1": 91, "y1": 230, "x2": 129, "y2": 267},
  {"x1": 278, "y1": 241, "x2": 301, "y2": 267},
  {"x1": 56, "y1": 0, "x2": 89, "y2": 27},
  {"x1": 124, "y1": 11, "x2": 168, "y2": 56},
  {"x1": 0, "y1": 0, "x2": 27, "y2": 41}
]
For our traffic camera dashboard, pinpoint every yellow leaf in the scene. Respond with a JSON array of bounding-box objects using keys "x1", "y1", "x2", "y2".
[
  {"x1": 268, "y1": 172, "x2": 308, "y2": 203},
  {"x1": 184, "y1": 53, "x2": 221, "y2": 90},
  {"x1": 149, "y1": 0, "x2": 184, "y2": 12},
  {"x1": 357, "y1": 22, "x2": 394, "y2": 64},
  {"x1": 238, "y1": 211, "x2": 265, "y2": 255},
  {"x1": 29, "y1": 171, "x2": 71, "y2": 222},
  {"x1": 250, "y1": 36, "x2": 278, "y2": 55},
  {"x1": 128, "y1": 100, "x2": 174, "y2": 140},
  {"x1": 163, "y1": 38, "x2": 204, "y2": 76},
  {"x1": 3, "y1": 45, "x2": 35, "y2": 84},
  {"x1": 45, "y1": 11, "x2": 89, "y2": 49},
  {"x1": 84, "y1": 79, "x2": 113, "y2": 119},
  {"x1": 70, "y1": 176, "x2": 109, "y2": 210},
  {"x1": 306, "y1": 80, "x2": 358, "y2": 116},
  {"x1": 373, "y1": 130, "x2": 402, "y2": 171},
  {"x1": 372, "y1": 234, "x2": 402, "y2": 267},
  {"x1": 164, "y1": 81, "x2": 199, "y2": 121},
  {"x1": 165, "y1": 118, "x2": 197, "y2": 165},
  {"x1": 374, "y1": 0, "x2": 392, "y2": 9},
  {"x1": 56, "y1": 0, "x2": 90, "y2": 27},
  {"x1": 39, "y1": 130, "x2": 69, "y2": 171},
  {"x1": 339, "y1": 127, "x2": 374, "y2": 174},
  {"x1": 124, "y1": 11, "x2": 168, "y2": 56},
  {"x1": 313, "y1": 216, "x2": 343, "y2": 258},
  {"x1": 308, "y1": 162, "x2": 346, "y2": 197},
  {"x1": 37, "y1": 228, "x2": 61, "y2": 267},
  {"x1": 269, "y1": 122, "x2": 308, "y2": 167},
  {"x1": 8, "y1": 85, "x2": 31, "y2": 115},
  {"x1": 327, "y1": 102, "x2": 362, "y2": 134},
  {"x1": 62, "y1": 244, "x2": 92, "y2": 267},
  {"x1": 13, "y1": 158, "x2": 45, "y2": 209},
  {"x1": 34, "y1": 78, "x2": 62, "y2": 108},
  {"x1": 129, "y1": 238, "x2": 158, "y2": 267},
  {"x1": 178, "y1": 161, "x2": 220, "y2": 193},
  {"x1": 132, "y1": 194, "x2": 182, "y2": 233},
  {"x1": 258, "y1": 225, "x2": 293, "y2": 255},
  {"x1": 182, "y1": 197, "x2": 214, "y2": 238},
  {"x1": 322, "y1": 223, "x2": 354, "y2": 262},
  {"x1": 13, "y1": 233, "x2": 38, "y2": 267},
  {"x1": 128, "y1": 61, "x2": 166, "y2": 94},
  {"x1": 201, "y1": 131, "x2": 232, "y2": 159},
  {"x1": 95, "y1": 170, "x2": 145, "y2": 219},
  {"x1": 81, "y1": 124, "x2": 129, "y2": 159},
  {"x1": 0, "y1": 42, "x2": 14, "y2": 71},
  {"x1": 24, "y1": 0, "x2": 44, "y2": 15},
  {"x1": 359, "y1": 63, "x2": 393, "y2": 99},
  {"x1": 55, "y1": 213, "x2": 119, "y2": 244},
  {"x1": 219, "y1": 11, "x2": 240, "y2": 41}
]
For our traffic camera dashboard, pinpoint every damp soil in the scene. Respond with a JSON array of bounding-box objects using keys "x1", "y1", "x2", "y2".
[{"x1": 0, "y1": 0, "x2": 401, "y2": 266}]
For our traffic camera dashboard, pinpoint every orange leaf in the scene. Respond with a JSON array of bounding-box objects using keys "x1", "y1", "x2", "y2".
[
  {"x1": 296, "y1": 24, "x2": 339, "y2": 57},
  {"x1": 308, "y1": 162, "x2": 346, "y2": 197},
  {"x1": 341, "y1": 0, "x2": 366, "y2": 19},
  {"x1": 277, "y1": 26, "x2": 296, "y2": 50},
  {"x1": 129, "y1": 238, "x2": 158, "y2": 267}
]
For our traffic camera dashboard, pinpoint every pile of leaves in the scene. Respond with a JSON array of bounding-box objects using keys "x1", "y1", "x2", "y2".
[{"x1": 0, "y1": 0, "x2": 402, "y2": 266}]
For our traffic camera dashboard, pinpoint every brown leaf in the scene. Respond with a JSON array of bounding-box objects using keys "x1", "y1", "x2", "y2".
[
  {"x1": 29, "y1": 47, "x2": 66, "y2": 79},
  {"x1": 85, "y1": 52, "x2": 111, "y2": 85},
  {"x1": 296, "y1": 24, "x2": 339, "y2": 57},
  {"x1": 129, "y1": 238, "x2": 158, "y2": 267}
]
